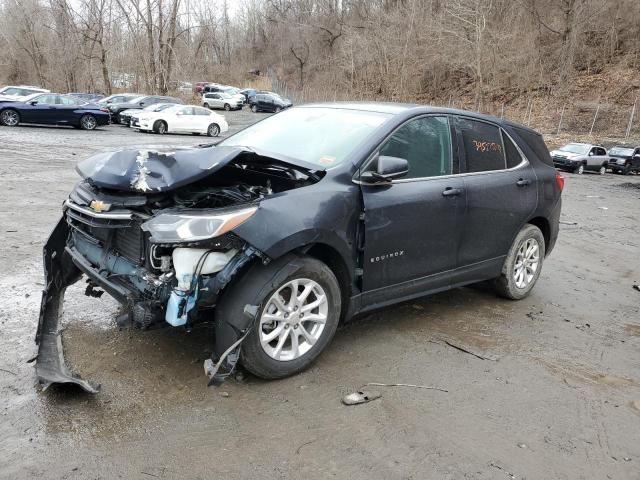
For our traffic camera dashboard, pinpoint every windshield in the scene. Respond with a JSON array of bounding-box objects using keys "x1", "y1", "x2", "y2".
[
  {"x1": 559, "y1": 143, "x2": 590, "y2": 155},
  {"x1": 609, "y1": 147, "x2": 634, "y2": 156},
  {"x1": 220, "y1": 107, "x2": 391, "y2": 167}
]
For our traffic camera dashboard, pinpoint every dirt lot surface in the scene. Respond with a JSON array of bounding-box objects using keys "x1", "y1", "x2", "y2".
[{"x1": 0, "y1": 112, "x2": 639, "y2": 480}]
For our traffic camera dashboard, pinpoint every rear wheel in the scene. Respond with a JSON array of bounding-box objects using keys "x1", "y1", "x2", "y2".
[
  {"x1": 217, "y1": 255, "x2": 341, "y2": 379},
  {"x1": 251, "y1": 104, "x2": 258, "y2": 113},
  {"x1": 153, "y1": 120, "x2": 167, "y2": 134},
  {"x1": 203, "y1": 103, "x2": 210, "y2": 109},
  {"x1": 494, "y1": 224, "x2": 545, "y2": 300},
  {"x1": 207, "y1": 123, "x2": 220, "y2": 137},
  {"x1": 80, "y1": 114, "x2": 97, "y2": 130},
  {"x1": 1, "y1": 109, "x2": 20, "y2": 126}
]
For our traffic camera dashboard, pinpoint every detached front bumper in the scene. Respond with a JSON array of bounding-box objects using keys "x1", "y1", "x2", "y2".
[{"x1": 36, "y1": 217, "x2": 99, "y2": 393}]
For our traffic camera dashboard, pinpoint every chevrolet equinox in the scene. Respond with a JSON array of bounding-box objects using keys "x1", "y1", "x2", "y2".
[{"x1": 36, "y1": 103, "x2": 563, "y2": 392}]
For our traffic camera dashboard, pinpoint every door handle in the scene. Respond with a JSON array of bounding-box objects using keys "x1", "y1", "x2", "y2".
[
  {"x1": 516, "y1": 178, "x2": 531, "y2": 187},
  {"x1": 442, "y1": 187, "x2": 462, "y2": 197}
]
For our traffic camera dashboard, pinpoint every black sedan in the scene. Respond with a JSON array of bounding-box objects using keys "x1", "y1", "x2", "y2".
[{"x1": 0, "y1": 93, "x2": 110, "y2": 130}]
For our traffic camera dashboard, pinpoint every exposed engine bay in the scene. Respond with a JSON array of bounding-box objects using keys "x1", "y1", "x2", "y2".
[{"x1": 36, "y1": 145, "x2": 322, "y2": 392}]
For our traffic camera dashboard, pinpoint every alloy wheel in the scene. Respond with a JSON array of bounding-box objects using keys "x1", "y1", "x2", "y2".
[
  {"x1": 513, "y1": 238, "x2": 540, "y2": 289},
  {"x1": 1, "y1": 110, "x2": 19, "y2": 126},
  {"x1": 599, "y1": 166, "x2": 606, "y2": 175},
  {"x1": 81, "y1": 115, "x2": 97, "y2": 130},
  {"x1": 577, "y1": 165, "x2": 584, "y2": 174},
  {"x1": 259, "y1": 278, "x2": 328, "y2": 361},
  {"x1": 208, "y1": 124, "x2": 220, "y2": 136}
]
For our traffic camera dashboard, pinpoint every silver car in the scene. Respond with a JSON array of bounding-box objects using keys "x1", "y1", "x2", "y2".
[
  {"x1": 202, "y1": 92, "x2": 242, "y2": 111},
  {"x1": 550, "y1": 143, "x2": 609, "y2": 175}
]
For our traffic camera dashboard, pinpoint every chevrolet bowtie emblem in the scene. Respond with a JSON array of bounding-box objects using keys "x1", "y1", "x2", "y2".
[{"x1": 89, "y1": 200, "x2": 110, "y2": 213}]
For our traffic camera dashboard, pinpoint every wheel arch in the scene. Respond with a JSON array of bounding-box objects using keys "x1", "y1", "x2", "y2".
[
  {"x1": 299, "y1": 242, "x2": 353, "y2": 322},
  {"x1": 526, "y1": 216, "x2": 550, "y2": 252}
]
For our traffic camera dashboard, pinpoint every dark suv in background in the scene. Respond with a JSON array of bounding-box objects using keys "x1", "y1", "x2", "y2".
[
  {"x1": 106, "y1": 95, "x2": 183, "y2": 124},
  {"x1": 36, "y1": 103, "x2": 562, "y2": 392},
  {"x1": 608, "y1": 146, "x2": 640, "y2": 175},
  {"x1": 249, "y1": 93, "x2": 292, "y2": 113}
]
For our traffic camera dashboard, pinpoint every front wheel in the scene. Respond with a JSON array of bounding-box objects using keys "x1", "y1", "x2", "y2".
[
  {"x1": 203, "y1": 103, "x2": 210, "y2": 109},
  {"x1": 275, "y1": 107, "x2": 282, "y2": 113},
  {"x1": 207, "y1": 123, "x2": 220, "y2": 137},
  {"x1": 575, "y1": 164, "x2": 584, "y2": 175},
  {"x1": 623, "y1": 164, "x2": 632, "y2": 175},
  {"x1": 599, "y1": 165, "x2": 606, "y2": 175},
  {"x1": 217, "y1": 255, "x2": 341, "y2": 379},
  {"x1": 251, "y1": 104, "x2": 258, "y2": 113},
  {"x1": 153, "y1": 120, "x2": 167, "y2": 134},
  {"x1": 80, "y1": 114, "x2": 97, "y2": 130},
  {"x1": 1, "y1": 109, "x2": 20, "y2": 126},
  {"x1": 494, "y1": 224, "x2": 545, "y2": 300},
  {"x1": 224, "y1": 103, "x2": 231, "y2": 111}
]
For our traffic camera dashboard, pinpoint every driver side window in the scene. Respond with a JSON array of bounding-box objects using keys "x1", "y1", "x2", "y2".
[
  {"x1": 36, "y1": 95, "x2": 56, "y2": 104},
  {"x1": 379, "y1": 116, "x2": 453, "y2": 179}
]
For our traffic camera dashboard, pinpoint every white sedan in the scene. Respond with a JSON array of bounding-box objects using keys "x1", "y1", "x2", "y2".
[{"x1": 134, "y1": 105, "x2": 229, "y2": 136}]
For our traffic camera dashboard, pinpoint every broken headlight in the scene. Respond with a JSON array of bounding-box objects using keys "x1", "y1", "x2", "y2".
[{"x1": 142, "y1": 206, "x2": 257, "y2": 243}]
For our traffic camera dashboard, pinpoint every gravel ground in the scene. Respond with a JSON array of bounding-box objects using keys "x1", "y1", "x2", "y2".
[{"x1": 0, "y1": 111, "x2": 639, "y2": 480}]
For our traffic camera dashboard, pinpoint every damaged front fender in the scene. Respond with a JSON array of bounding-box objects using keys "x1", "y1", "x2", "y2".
[{"x1": 36, "y1": 217, "x2": 99, "y2": 393}]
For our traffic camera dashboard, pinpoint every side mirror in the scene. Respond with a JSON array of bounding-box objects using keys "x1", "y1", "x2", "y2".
[
  {"x1": 139, "y1": 102, "x2": 145, "y2": 106},
  {"x1": 588, "y1": 151, "x2": 594, "y2": 156},
  {"x1": 106, "y1": 100, "x2": 112, "y2": 104},
  {"x1": 361, "y1": 155, "x2": 409, "y2": 183},
  {"x1": 30, "y1": 101, "x2": 38, "y2": 105}
]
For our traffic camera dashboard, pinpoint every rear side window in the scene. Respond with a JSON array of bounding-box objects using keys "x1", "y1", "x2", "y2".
[
  {"x1": 502, "y1": 131, "x2": 523, "y2": 169},
  {"x1": 512, "y1": 127, "x2": 552, "y2": 166},
  {"x1": 457, "y1": 118, "x2": 505, "y2": 172},
  {"x1": 379, "y1": 116, "x2": 453, "y2": 179}
]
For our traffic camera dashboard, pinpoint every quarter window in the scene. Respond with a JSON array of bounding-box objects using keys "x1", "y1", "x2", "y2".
[
  {"x1": 378, "y1": 116, "x2": 453, "y2": 179},
  {"x1": 502, "y1": 131, "x2": 523, "y2": 169},
  {"x1": 458, "y1": 118, "x2": 505, "y2": 173}
]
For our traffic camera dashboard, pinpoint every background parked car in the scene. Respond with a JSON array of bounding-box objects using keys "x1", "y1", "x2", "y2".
[
  {"x1": 249, "y1": 93, "x2": 293, "y2": 113},
  {"x1": 134, "y1": 105, "x2": 228, "y2": 136},
  {"x1": 240, "y1": 88, "x2": 257, "y2": 103},
  {"x1": 97, "y1": 93, "x2": 141, "y2": 108},
  {"x1": 607, "y1": 146, "x2": 640, "y2": 175},
  {"x1": 550, "y1": 143, "x2": 609, "y2": 175},
  {"x1": 122, "y1": 102, "x2": 181, "y2": 127},
  {"x1": 0, "y1": 85, "x2": 50, "y2": 102},
  {"x1": 202, "y1": 92, "x2": 243, "y2": 111},
  {"x1": 68, "y1": 93, "x2": 105, "y2": 103},
  {"x1": 193, "y1": 82, "x2": 210, "y2": 94},
  {"x1": 0, "y1": 93, "x2": 110, "y2": 129},
  {"x1": 107, "y1": 95, "x2": 183, "y2": 124}
]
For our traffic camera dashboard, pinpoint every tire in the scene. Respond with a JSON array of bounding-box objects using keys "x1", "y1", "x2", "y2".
[
  {"x1": 598, "y1": 165, "x2": 606, "y2": 175},
  {"x1": 207, "y1": 123, "x2": 220, "y2": 137},
  {"x1": 224, "y1": 103, "x2": 231, "y2": 111},
  {"x1": 153, "y1": 120, "x2": 167, "y2": 134},
  {"x1": 217, "y1": 254, "x2": 341, "y2": 379},
  {"x1": 623, "y1": 164, "x2": 632, "y2": 175},
  {"x1": 494, "y1": 224, "x2": 545, "y2": 300},
  {"x1": 203, "y1": 103, "x2": 210, "y2": 109},
  {"x1": 251, "y1": 104, "x2": 258, "y2": 113},
  {"x1": 1, "y1": 109, "x2": 20, "y2": 126},
  {"x1": 80, "y1": 114, "x2": 97, "y2": 130},
  {"x1": 575, "y1": 164, "x2": 584, "y2": 175}
]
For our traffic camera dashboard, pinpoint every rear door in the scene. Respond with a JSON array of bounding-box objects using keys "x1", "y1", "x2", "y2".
[
  {"x1": 360, "y1": 115, "x2": 465, "y2": 303},
  {"x1": 171, "y1": 106, "x2": 196, "y2": 132},
  {"x1": 55, "y1": 95, "x2": 81, "y2": 124},
  {"x1": 453, "y1": 116, "x2": 537, "y2": 279}
]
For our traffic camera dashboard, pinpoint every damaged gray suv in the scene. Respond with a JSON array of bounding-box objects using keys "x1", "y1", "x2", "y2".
[{"x1": 37, "y1": 103, "x2": 563, "y2": 392}]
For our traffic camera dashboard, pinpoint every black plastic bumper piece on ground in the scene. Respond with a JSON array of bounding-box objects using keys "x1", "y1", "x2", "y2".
[{"x1": 35, "y1": 217, "x2": 100, "y2": 394}]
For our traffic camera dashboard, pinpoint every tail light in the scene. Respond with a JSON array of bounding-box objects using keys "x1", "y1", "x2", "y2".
[{"x1": 555, "y1": 172, "x2": 565, "y2": 192}]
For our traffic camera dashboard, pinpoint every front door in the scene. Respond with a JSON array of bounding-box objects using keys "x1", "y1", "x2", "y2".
[
  {"x1": 360, "y1": 115, "x2": 465, "y2": 305},
  {"x1": 171, "y1": 106, "x2": 196, "y2": 132},
  {"x1": 453, "y1": 116, "x2": 537, "y2": 279}
]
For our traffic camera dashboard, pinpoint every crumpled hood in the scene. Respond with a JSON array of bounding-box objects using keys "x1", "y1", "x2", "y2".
[{"x1": 76, "y1": 145, "x2": 245, "y2": 193}]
